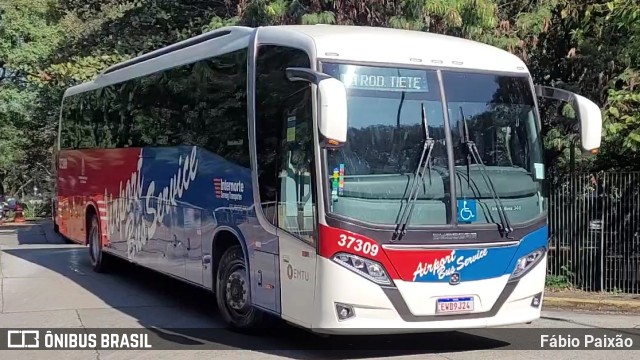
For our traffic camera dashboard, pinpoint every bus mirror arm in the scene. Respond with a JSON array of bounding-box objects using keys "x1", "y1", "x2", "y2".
[
  {"x1": 286, "y1": 67, "x2": 348, "y2": 147},
  {"x1": 286, "y1": 67, "x2": 332, "y2": 84},
  {"x1": 534, "y1": 85, "x2": 603, "y2": 154}
]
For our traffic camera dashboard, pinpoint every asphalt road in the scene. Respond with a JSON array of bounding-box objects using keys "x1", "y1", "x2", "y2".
[{"x1": 1, "y1": 220, "x2": 640, "y2": 360}]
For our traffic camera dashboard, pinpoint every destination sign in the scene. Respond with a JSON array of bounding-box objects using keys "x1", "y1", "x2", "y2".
[{"x1": 336, "y1": 65, "x2": 430, "y2": 92}]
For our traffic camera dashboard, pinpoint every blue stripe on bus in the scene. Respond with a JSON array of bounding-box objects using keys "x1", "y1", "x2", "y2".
[{"x1": 412, "y1": 225, "x2": 548, "y2": 282}]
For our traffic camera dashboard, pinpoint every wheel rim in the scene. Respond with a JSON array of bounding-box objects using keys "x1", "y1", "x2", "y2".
[
  {"x1": 224, "y1": 264, "x2": 249, "y2": 317},
  {"x1": 89, "y1": 224, "x2": 100, "y2": 264}
]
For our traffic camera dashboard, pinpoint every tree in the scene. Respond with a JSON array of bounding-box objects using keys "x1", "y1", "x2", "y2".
[
  {"x1": 0, "y1": 0, "x2": 62, "y2": 194},
  {"x1": 3, "y1": 0, "x2": 640, "y2": 199}
]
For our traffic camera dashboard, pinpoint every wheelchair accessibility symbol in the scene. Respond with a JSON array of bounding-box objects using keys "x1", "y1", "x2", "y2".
[{"x1": 457, "y1": 199, "x2": 477, "y2": 223}]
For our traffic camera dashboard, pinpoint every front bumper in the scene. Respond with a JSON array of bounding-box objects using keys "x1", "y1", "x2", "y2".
[{"x1": 311, "y1": 254, "x2": 547, "y2": 335}]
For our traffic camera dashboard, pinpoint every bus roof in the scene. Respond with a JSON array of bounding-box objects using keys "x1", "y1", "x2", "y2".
[
  {"x1": 63, "y1": 25, "x2": 529, "y2": 97},
  {"x1": 266, "y1": 25, "x2": 528, "y2": 72}
]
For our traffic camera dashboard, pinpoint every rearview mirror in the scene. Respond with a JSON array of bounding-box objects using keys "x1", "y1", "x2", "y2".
[
  {"x1": 286, "y1": 67, "x2": 347, "y2": 147},
  {"x1": 535, "y1": 85, "x2": 603, "y2": 153}
]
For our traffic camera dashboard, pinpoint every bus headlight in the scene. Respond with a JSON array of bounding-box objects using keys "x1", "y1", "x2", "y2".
[
  {"x1": 332, "y1": 252, "x2": 393, "y2": 286},
  {"x1": 510, "y1": 247, "x2": 546, "y2": 280}
]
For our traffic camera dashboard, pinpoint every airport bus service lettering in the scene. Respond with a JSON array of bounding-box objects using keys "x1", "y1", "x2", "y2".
[
  {"x1": 105, "y1": 146, "x2": 198, "y2": 257},
  {"x1": 413, "y1": 249, "x2": 489, "y2": 280}
]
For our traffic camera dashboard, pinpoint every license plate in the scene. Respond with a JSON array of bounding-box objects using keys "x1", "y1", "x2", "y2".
[{"x1": 436, "y1": 297, "x2": 474, "y2": 314}]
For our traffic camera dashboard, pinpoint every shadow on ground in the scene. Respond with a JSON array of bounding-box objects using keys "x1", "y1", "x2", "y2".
[
  {"x1": 0, "y1": 219, "x2": 68, "y2": 245},
  {"x1": 1, "y1": 222, "x2": 515, "y2": 359}
]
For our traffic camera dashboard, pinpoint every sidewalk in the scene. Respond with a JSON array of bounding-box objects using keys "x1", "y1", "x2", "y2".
[
  {"x1": 0, "y1": 218, "x2": 63, "y2": 246},
  {"x1": 544, "y1": 289, "x2": 640, "y2": 313}
]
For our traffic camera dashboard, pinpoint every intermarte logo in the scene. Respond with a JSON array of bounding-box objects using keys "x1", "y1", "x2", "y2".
[
  {"x1": 213, "y1": 178, "x2": 223, "y2": 198},
  {"x1": 213, "y1": 178, "x2": 245, "y2": 201}
]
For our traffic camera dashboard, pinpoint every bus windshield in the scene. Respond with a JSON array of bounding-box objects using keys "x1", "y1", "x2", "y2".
[{"x1": 322, "y1": 62, "x2": 544, "y2": 228}]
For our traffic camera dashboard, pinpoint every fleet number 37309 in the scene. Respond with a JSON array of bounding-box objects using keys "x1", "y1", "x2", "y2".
[{"x1": 338, "y1": 234, "x2": 379, "y2": 256}]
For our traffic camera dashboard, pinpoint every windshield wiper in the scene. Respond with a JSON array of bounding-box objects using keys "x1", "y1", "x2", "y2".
[
  {"x1": 459, "y1": 108, "x2": 513, "y2": 238},
  {"x1": 392, "y1": 103, "x2": 434, "y2": 241}
]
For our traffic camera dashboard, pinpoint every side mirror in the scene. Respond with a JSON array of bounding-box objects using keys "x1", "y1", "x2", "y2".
[
  {"x1": 286, "y1": 67, "x2": 347, "y2": 146},
  {"x1": 535, "y1": 85, "x2": 603, "y2": 154}
]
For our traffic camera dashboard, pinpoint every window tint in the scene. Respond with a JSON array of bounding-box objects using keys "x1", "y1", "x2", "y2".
[
  {"x1": 60, "y1": 49, "x2": 250, "y2": 167},
  {"x1": 444, "y1": 71, "x2": 539, "y2": 169},
  {"x1": 254, "y1": 45, "x2": 315, "y2": 242},
  {"x1": 443, "y1": 71, "x2": 544, "y2": 225},
  {"x1": 321, "y1": 62, "x2": 451, "y2": 226}
]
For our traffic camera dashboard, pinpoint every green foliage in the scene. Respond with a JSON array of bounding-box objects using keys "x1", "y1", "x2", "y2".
[
  {"x1": 0, "y1": 0, "x2": 62, "y2": 194},
  {"x1": 545, "y1": 274, "x2": 573, "y2": 290},
  {"x1": 546, "y1": 263, "x2": 575, "y2": 290},
  {"x1": 0, "y1": 0, "x2": 62, "y2": 74},
  {"x1": 301, "y1": 11, "x2": 336, "y2": 25},
  {"x1": 203, "y1": 16, "x2": 240, "y2": 31},
  {"x1": 3, "y1": 0, "x2": 640, "y2": 196},
  {"x1": 23, "y1": 201, "x2": 47, "y2": 219}
]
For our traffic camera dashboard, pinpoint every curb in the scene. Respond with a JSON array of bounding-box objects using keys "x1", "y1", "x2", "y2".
[
  {"x1": 0, "y1": 219, "x2": 49, "y2": 226},
  {"x1": 544, "y1": 296, "x2": 640, "y2": 312},
  {"x1": 0, "y1": 222, "x2": 38, "y2": 226}
]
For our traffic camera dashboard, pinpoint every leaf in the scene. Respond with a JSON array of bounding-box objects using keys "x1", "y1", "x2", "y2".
[
  {"x1": 629, "y1": 132, "x2": 640, "y2": 143},
  {"x1": 608, "y1": 106, "x2": 620, "y2": 118}
]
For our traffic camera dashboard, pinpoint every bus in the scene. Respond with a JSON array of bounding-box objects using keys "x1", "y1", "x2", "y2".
[{"x1": 53, "y1": 25, "x2": 602, "y2": 334}]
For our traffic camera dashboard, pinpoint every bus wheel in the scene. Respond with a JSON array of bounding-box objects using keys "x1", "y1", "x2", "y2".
[
  {"x1": 88, "y1": 216, "x2": 109, "y2": 273},
  {"x1": 216, "y1": 245, "x2": 264, "y2": 332}
]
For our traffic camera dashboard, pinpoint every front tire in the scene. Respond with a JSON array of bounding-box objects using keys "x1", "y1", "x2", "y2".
[
  {"x1": 215, "y1": 245, "x2": 265, "y2": 332},
  {"x1": 88, "y1": 216, "x2": 109, "y2": 273}
]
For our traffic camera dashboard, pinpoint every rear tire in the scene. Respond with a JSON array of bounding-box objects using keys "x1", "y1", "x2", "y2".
[
  {"x1": 88, "y1": 215, "x2": 110, "y2": 273},
  {"x1": 215, "y1": 245, "x2": 266, "y2": 332}
]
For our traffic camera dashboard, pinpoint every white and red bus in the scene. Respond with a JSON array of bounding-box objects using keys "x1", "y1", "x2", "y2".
[{"x1": 53, "y1": 25, "x2": 602, "y2": 334}]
